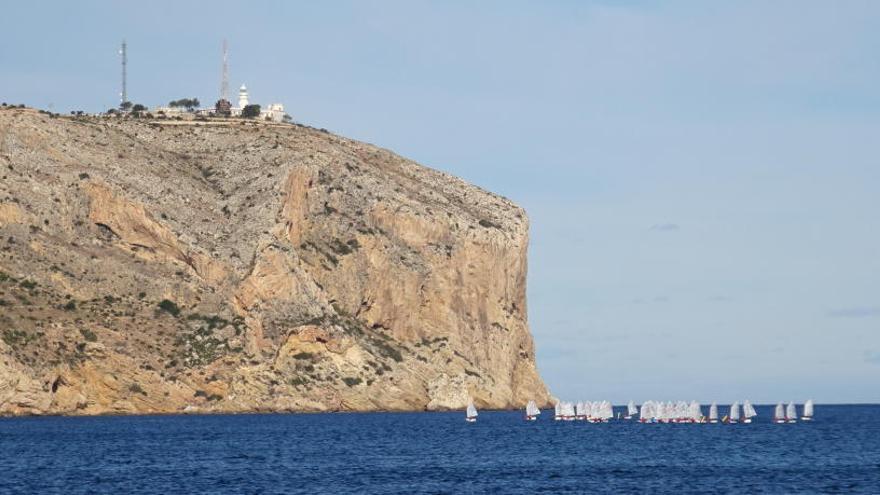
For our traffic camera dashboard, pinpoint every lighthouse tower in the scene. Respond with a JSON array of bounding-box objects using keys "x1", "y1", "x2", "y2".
[{"x1": 238, "y1": 84, "x2": 249, "y2": 109}]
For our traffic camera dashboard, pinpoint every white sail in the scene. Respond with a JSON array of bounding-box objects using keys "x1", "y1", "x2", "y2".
[
  {"x1": 627, "y1": 400, "x2": 638, "y2": 416},
  {"x1": 743, "y1": 400, "x2": 757, "y2": 418},
  {"x1": 583, "y1": 401, "x2": 593, "y2": 419},
  {"x1": 526, "y1": 400, "x2": 541, "y2": 417},
  {"x1": 641, "y1": 401, "x2": 655, "y2": 420},
  {"x1": 729, "y1": 401, "x2": 741, "y2": 421},
  {"x1": 656, "y1": 401, "x2": 666, "y2": 421},
  {"x1": 786, "y1": 402, "x2": 797, "y2": 421},
  {"x1": 709, "y1": 402, "x2": 718, "y2": 421},
  {"x1": 601, "y1": 400, "x2": 614, "y2": 419},
  {"x1": 576, "y1": 401, "x2": 586, "y2": 417},
  {"x1": 774, "y1": 402, "x2": 784, "y2": 421},
  {"x1": 677, "y1": 401, "x2": 688, "y2": 420},
  {"x1": 689, "y1": 401, "x2": 702, "y2": 421},
  {"x1": 466, "y1": 402, "x2": 478, "y2": 419},
  {"x1": 803, "y1": 399, "x2": 814, "y2": 418},
  {"x1": 554, "y1": 401, "x2": 561, "y2": 418}
]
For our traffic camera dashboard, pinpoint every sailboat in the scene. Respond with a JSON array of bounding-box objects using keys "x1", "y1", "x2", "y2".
[
  {"x1": 743, "y1": 400, "x2": 757, "y2": 424},
  {"x1": 801, "y1": 399, "x2": 814, "y2": 421},
  {"x1": 554, "y1": 401, "x2": 562, "y2": 421},
  {"x1": 655, "y1": 401, "x2": 667, "y2": 423},
  {"x1": 773, "y1": 402, "x2": 785, "y2": 423},
  {"x1": 708, "y1": 402, "x2": 719, "y2": 423},
  {"x1": 689, "y1": 401, "x2": 703, "y2": 423},
  {"x1": 786, "y1": 402, "x2": 798, "y2": 423},
  {"x1": 625, "y1": 400, "x2": 638, "y2": 420},
  {"x1": 525, "y1": 400, "x2": 541, "y2": 421},
  {"x1": 728, "y1": 401, "x2": 741, "y2": 424},
  {"x1": 466, "y1": 401, "x2": 478, "y2": 423},
  {"x1": 575, "y1": 401, "x2": 586, "y2": 421},
  {"x1": 640, "y1": 401, "x2": 656, "y2": 423},
  {"x1": 562, "y1": 401, "x2": 576, "y2": 421}
]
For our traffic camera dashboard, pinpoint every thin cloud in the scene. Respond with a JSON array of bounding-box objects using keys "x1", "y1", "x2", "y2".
[
  {"x1": 864, "y1": 351, "x2": 880, "y2": 365},
  {"x1": 651, "y1": 223, "x2": 680, "y2": 232},
  {"x1": 827, "y1": 307, "x2": 880, "y2": 318}
]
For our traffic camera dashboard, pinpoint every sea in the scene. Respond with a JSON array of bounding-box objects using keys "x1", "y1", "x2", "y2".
[{"x1": 1, "y1": 404, "x2": 878, "y2": 494}]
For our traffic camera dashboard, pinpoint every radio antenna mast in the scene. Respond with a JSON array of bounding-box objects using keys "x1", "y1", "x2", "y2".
[
  {"x1": 119, "y1": 40, "x2": 128, "y2": 109},
  {"x1": 220, "y1": 39, "x2": 229, "y2": 102}
]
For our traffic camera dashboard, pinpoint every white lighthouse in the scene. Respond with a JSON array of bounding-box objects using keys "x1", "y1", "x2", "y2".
[{"x1": 238, "y1": 84, "x2": 249, "y2": 109}]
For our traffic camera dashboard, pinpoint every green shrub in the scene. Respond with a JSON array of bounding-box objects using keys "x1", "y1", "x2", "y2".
[
  {"x1": 292, "y1": 352, "x2": 314, "y2": 360},
  {"x1": 242, "y1": 104, "x2": 261, "y2": 118},
  {"x1": 2, "y1": 329, "x2": 33, "y2": 347},
  {"x1": 79, "y1": 328, "x2": 98, "y2": 342},
  {"x1": 129, "y1": 383, "x2": 146, "y2": 395},
  {"x1": 157, "y1": 299, "x2": 181, "y2": 317},
  {"x1": 342, "y1": 377, "x2": 362, "y2": 387}
]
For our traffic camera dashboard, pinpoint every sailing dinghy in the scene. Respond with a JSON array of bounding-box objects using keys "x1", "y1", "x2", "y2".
[
  {"x1": 801, "y1": 400, "x2": 814, "y2": 421},
  {"x1": 786, "y1": 402, "x2": 797, "y2": 423},
  {"x1": 728, "y1": 401, "x2": 741, "y2": 424},
  {"x1": 466, "y1": 401, "x2": 478, "y2": 423},
  {"x1": 743, "y1": 400, "x2": 757, "y2": 424},
  {"x1": 554, "y1": 401, "x2": 562, "y2": 421},
  {"x1": 525, "y1": 400, "x2": 541, "y2": 421},
  {"x1": 773, "y1": 402, "x2": 785, "y2": 423},
  {"x1": 708, "y1": 402, "x2": 719, "y2": 423},
  {"x1": 626, "y1": 400, "x2": 638, "y2": 419}
]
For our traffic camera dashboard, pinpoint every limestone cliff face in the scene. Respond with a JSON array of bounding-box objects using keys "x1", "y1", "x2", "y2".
[{"x1": 0, "y1": 107, "x2": 549, "y2": 415}]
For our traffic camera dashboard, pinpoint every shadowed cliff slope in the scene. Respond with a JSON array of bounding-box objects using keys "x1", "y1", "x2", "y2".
[{"x1": 0, "y1": 107, "x2": 549, "y2": 415}]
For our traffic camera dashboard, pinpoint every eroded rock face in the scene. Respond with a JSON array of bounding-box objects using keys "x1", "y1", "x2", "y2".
[{"x1": 0, "y1": 108, "x2": 550, "y2": 415}]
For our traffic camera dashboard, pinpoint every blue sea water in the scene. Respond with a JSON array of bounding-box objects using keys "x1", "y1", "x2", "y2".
[{"x1": 1, "y1": 405, "x2": 878, "y2": 494}]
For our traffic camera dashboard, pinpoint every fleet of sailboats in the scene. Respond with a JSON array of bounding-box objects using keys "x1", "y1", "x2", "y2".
[{"x1": 466, "y1": 399, "x2": 815, "y2": 424}]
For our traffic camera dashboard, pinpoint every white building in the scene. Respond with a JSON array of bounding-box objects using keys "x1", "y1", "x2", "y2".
[
  {"x1": 238, "y1": 84, "x2": 249, "y2": 109},
  {"x1": 227, "y1": 84, "x2": 288, "y2": 121},
  {"x1": 261, "y1": 103, "x2": 286, "y2": 122}
]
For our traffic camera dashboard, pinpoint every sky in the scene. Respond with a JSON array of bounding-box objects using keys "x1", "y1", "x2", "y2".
[{"x1": 2, "y1": 0, "x2": 878, "y2": 404}]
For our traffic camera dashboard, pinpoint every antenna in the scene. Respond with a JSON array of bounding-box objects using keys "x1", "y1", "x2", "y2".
[
  {"x1": 220, "y1": 39, "x2": 229, "y2": 102},
  {"x1": 119, "y1": 40, "x2": 128, "y2": 108}
]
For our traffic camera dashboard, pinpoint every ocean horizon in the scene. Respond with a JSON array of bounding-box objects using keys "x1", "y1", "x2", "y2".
[{"x1": 2, "y1": 404, "x2": 878, "y2": 493}]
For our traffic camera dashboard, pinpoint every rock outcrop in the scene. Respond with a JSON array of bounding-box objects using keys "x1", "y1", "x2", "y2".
[{"x1": 0, "y1": 107, "x2": 549, "y2": 415}]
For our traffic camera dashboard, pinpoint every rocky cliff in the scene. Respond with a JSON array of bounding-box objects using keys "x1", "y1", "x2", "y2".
[{"x1": 0, "y1": 107, "x2": 549, "y2": 415}]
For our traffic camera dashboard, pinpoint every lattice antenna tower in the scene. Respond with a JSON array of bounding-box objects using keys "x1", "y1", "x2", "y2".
[
  {"x1": 119, "y1": 40, "x2": 128, "y2": 108},
  {"x1": 221, "y1": 39, "x2": 229, "y2": 102}
]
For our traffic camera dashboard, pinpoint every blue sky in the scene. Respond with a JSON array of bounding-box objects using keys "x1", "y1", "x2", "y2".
[{"x1": 2, "y1": 1, "x2": 878, "y2": 403}]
